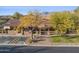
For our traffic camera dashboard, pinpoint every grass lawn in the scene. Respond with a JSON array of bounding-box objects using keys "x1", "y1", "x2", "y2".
[{"x1": 51, "y1": 35, "x2": 79, "y2": 43}]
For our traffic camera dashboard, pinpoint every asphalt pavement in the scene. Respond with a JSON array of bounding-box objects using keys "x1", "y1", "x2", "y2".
[{"x1": 0, "y1": 45, "x2": 79, "y2": 53}]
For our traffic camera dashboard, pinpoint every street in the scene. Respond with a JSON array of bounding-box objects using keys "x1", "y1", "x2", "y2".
[{"x1": 0, "y1": 45, "x2": 79, "y2": 53}]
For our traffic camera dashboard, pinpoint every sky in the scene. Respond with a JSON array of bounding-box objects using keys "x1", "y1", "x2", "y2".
[{"x1": 0, "y1": 6, "x2": 78, "y2": 15}]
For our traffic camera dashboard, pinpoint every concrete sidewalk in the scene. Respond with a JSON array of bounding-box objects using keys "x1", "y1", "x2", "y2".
[{"x1": 28, "y1": 43, "x2": 79, "y2": 47}]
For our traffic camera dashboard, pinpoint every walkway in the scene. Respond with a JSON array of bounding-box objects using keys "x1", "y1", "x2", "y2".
[{"x1": 29, "y1": 35, "x2": 52, "y2": 46}]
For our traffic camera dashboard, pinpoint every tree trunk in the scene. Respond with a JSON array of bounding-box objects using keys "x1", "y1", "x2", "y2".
[
  {"x1": 31, "y1": 30, "x2": 33, "y2": 40},
  {"x1": 48, "y1": 28, "x2": 50, "y2": 35},
  {"x1": 39, "y1": 28, "x2": 41, "y2": 35}
]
